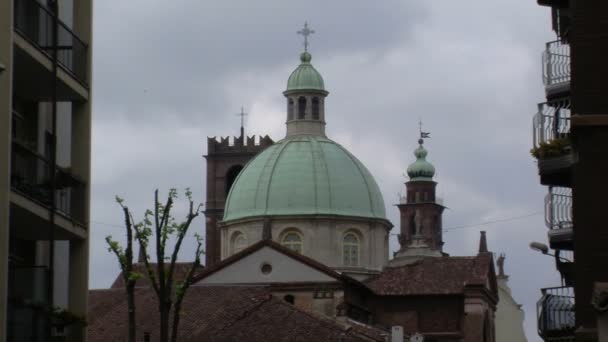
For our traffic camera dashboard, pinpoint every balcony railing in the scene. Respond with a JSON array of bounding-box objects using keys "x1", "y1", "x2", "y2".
[
  {"x1": 537, "y1": 286, "x2": 575, "y2": 340},
  {"x1": 10, "y1": 140, "x2": 86, "y2": 225},
  {"x1": 543, "y1": 40, "x2": 570, "y2": 89},
  {"x1": 545, "y1": 187, "x2": 572, "y2": 231},
  {"x1": 14, "y1": 0, "x2": 88, "y2": 86},
  {"x1": 533, "y1": 98, "x2": 571, "y2": 148}
]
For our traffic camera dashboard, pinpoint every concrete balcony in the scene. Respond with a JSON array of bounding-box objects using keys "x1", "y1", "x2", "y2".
[
  {"x1": 13, "y1": 0, "x2": 89, "y2": 101},
  {"x1": 543, "y1": 40, "x2": 570, "y2": 99},
  {"x1": 537, "y1": 286, "x2": 575, "y2": 341},
  {"x1": 10, "y1": 139, "x2": 87, "y2": 240},
  {"x1": 532, "y1": 98, "x2": 573, "y2": 187},
  {"x1": 545, "y1": 187, "x2": 573, "y2": 250}
]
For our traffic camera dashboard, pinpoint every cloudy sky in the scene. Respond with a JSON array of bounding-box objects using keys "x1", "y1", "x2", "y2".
[{"x1": 90, "y1": 1, "x2": 560, "y2": 340}]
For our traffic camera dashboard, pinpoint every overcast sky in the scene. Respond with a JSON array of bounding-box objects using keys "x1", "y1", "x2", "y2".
[{"x1": 90, "y1": 1, "x2": 560, "y2": 340}]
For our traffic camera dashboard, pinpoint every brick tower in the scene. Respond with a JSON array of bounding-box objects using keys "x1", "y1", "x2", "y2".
[
  {"x1": 392, "y1": 134, "x2": 445, "y2": 264},
  {"x1": 204, "y1": 132, "x2": 273, "y2": 267}
]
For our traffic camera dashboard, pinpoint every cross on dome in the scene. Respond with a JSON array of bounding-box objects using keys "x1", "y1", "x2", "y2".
[{"x1": 297, "y1": 22, "x2": 315, "y2": 52}]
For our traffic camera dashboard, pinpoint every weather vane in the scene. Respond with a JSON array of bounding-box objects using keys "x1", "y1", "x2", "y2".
[
  {"x1": 297, "y1": 21, "x2": 315, "y2": 52},
  {"x1": 418, "y1": 119, "x2": 430, "y2": 143},
  {"x1": 236, "y1": 106, "x2": 248, "y2": 138}
]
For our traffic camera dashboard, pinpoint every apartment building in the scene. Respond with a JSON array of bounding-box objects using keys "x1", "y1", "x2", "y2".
[
  {"x1": 532, "y1": 1, "x2": 608, "y2": 341},
  {"x1": 0, "y1": 0, "x2": 92, "y2": 341}
]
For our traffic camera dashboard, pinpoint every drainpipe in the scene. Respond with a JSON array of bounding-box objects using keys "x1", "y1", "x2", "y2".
[{"x1": 47, "y1": 0, "x2": 59, "y2": 339}]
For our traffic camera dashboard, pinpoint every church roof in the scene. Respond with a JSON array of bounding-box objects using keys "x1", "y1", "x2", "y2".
[
  {"x1": 365, "y1": 254, "x2": 496, "y2": 296},
  {"x1": 285, "y1": 52, "x2": 326, "y2": 93},
  {"x1": 223, "y1": 135, "x2": 387, "y2": 222},
  {"x1": 192, "y1": 239, "x2": 346, "y2": 284},
  {"x1": 88, "y1": 286, "x2": 386, "y2": 342},
  {"x1": 110, "y1": 262, "x2": 204, "y2": 289}
]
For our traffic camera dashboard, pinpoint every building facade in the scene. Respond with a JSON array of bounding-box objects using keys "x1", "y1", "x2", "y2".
[
  {"x1": 532, "y1": 1, "x2": 608, "y2": 341},
  {"x1": 0, "y1": 0, "x2": 92, "y2": 341}
]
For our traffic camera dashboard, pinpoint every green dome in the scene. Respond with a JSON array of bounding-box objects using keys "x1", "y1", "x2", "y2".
[
  {"x1": 286, "y1": 52, "x2": 326, "y2": 92},
  {"x1": 406, "y1": 139, "x2": 435, "y2": 181},
  {"x1": 223, "y1": 135, "x2": 386, "y2": 222}
]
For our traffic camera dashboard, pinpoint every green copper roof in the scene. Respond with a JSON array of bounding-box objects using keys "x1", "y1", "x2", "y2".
[
  {"x1": 406, "y1": 139, "x2": 436, "y2": 181},
  {"x1": 286, "y1": 52, "x2": 326, "y2": 92},
  {"x1": 224, "y1": 135, "x2": 386, "y2": 222}
]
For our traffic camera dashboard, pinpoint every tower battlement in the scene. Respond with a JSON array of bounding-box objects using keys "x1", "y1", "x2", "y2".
[{"x1": 207, "y1": 135, "x2": 274, "y2": 154}]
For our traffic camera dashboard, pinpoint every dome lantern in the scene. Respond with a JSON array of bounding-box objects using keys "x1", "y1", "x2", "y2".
[{"x1": 283, "y1": 22, "x2": 329, "y2": 137}]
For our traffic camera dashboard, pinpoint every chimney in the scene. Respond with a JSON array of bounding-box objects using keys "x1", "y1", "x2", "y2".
[
  {"x1": 391, "y1": 326, "x2": 404, "y2": 342},
  {"x1": 478, "y1": 231, "x2": 488, "y2": 254}
]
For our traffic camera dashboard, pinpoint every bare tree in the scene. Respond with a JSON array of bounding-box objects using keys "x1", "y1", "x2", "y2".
[{"x1": 106, "y1": 189, "x2": 204, "y2": 342}]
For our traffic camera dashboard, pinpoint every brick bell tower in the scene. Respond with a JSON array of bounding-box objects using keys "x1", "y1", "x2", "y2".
[
  {"x1": 204, "y1": 111, "x2": 273, "y2": 266},
  {"x1": 392, "y1": 132, "x2": 446, "y2": 264}
]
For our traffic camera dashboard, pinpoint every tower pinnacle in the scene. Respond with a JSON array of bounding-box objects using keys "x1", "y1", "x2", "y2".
[{"x1": 297, "y1": 21, "x2": 315, "y2": 52}]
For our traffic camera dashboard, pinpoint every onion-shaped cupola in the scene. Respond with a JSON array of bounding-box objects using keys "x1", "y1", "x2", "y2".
[
  {"x1": 406, "y1": 138, "x2": 436, "y2": 181},
  {"x1": 283, "y1": 22, "x2": 328, "y2": 137}
]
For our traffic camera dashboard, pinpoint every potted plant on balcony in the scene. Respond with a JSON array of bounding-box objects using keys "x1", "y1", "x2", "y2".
[{"x1": 530, "y1": 137, "x2": 571, "y2": 159}]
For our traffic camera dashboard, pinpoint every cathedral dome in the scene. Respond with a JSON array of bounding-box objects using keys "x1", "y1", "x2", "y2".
[
  {"x1": 223, "y1": 135, "x2": 386, "y2": 222},
  {"x1": 285, "y1": 52, "x2": 326, "y2": 93},
  {"x1": 406, "y1": 139, "x2": 435, "y2": 181}
]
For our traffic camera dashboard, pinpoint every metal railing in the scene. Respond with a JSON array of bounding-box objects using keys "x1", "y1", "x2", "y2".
[
  {"x1": 10, "y1": 140, "x2": 86, "y2": 225},
  {"x1": 545, "y1": 187, "x2": 572, "y2": 231},
  {"x1": 533, "y1": 98, "x2": 571, "y2": 148},
  {"x1": 537, "y1": 286, "x2": 575, "y2": 339},
  {"x1": 14, "y1": 0, "x2": 88, "y2": 86},
  {"x1": 543, "y1": 40, "x2": 570, "y2": 88}
]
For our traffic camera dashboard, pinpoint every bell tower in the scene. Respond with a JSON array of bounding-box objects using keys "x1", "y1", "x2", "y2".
[{"x1": 392, "y1": 130, "x2": 446, "y2": 263}]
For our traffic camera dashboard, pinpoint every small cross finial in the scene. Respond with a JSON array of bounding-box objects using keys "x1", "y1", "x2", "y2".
[
  {"x1": 297, "y1": 22, "x2": 315, "y2": 52},
  {"x1": 236, "y1": 106, "x2": 248, "y2": 138}
]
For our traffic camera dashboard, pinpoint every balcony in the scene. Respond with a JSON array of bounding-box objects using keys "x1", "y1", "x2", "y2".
[
  {"x1": 7, "y1": 266, "x2": 49, "y2": 342},
  {"x1": 14, "y1": 0, "x2": 88, "y2": 86},
  {"x1": 10, "y1": 140, "x2": 86, "y2": 226},
  {"x1": 532, "y1": 98, "x2": 573, "y2": 187},
  {"x1": 555, "y1": 250, "x2": 574, "y2": 287},
  {"x1": 545, "y1": 186, "x2": 573, "y2": 250},
  {"x1": 537, "y1": 286, "x2": 575, "y2": 341},
  {"x1": 543, "y1": 40, "x2": 570, "y2": 98}
]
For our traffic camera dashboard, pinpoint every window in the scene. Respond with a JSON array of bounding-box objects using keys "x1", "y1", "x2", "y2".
[
  {"x1": 288, "y1": 98, "x2": 294, "y2": 120},
  {"x1": 281, "y1": 231, "x2": 303, "y2": 253},
  {"x1": 225, "y1": 165, "x2": 243, "y2": 196},
  {"x1": 298, "y1": 97, "x2": 306, "y2": 119},
  {"x1": 343, "y1": 233, "x2": 360, "y2": 267},
  {"x1": 312, "y1": 97, "x2": 320, "y2": 120},
  {"x1": 231, "y1": 232, "x2": 247, "y2": 255}
]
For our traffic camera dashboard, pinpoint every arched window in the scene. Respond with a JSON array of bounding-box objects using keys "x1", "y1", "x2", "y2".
[
  {"x1": 298, "y1": 97, "x2": 306, "y2": 119},
  {"x1": 281, "y1": 231, "x2": 303, "y2": 253},
  {"x1": 231, "y1": 232, "x2": 247, "y2": 255},
  {"x1": 343, "y1": 233, "x2": 360, "y2": 267},
  {"x1": 225, "y1": 165, "x2": 244, "y2": 196},
  {"x1": 312, "y1": 97, "x2": 320, "y2": 120},
  {"x1": 288, "y1": 98, "x2": 294, "y2": 120}
]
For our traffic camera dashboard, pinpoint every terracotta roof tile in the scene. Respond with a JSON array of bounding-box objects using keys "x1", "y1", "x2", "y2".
[
  {"x1": 88, "y1": 286, "x2": 384, "y2": 342},
  {"x1": 365, "y1": 255, "x2": 493, "y2": 296},
  {"x1": 110, "y1": 262, "x2": 204, "y2": 289}
]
